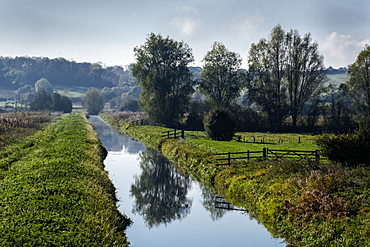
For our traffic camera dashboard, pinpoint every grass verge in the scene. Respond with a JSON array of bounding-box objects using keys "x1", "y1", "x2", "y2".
[{"x1": 0, "y1": 113, "x2": 130, "y2": 246}]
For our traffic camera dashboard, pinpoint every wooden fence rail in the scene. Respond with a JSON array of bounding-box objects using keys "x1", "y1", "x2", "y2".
[
  {"x1": 214, "y1": 148, "x2": 322, "y2": 166},
  {"x1": 161, "y1": 129, "x2": 185, "y2": 139},
  {"x1": 130, "y1": 119, "x2": 144, "y2": 126},
  {"x1": 214, "y1": 196, "x2": 248, "y2": 212}
]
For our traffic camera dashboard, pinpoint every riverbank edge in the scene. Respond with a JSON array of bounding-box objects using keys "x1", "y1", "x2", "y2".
[
  {"x1": 0, "y1": 113, "x2": 131, "y2": 246},
  {"x1": 101, "y1": 114, "x2": 370, "y2": 247}
]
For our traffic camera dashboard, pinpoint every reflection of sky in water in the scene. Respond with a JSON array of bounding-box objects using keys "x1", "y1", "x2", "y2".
[
  {"x1": 88, "y1": 115, "x2": 146, "y2": 154},
  {"x1": 89, "y1": 115, "x2": 286, "y2": 247}
]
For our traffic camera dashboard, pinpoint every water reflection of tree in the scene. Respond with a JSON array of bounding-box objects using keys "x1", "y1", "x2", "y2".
[
  {"x1": 199, "y1": 185, "x2": 227, "y2": 221},
  {"x1": 130, "y1": 148, "x2": 192, "y2": 228},
  {"x1": 89, "y1": 116, "x2": 145, "y2": 154}
]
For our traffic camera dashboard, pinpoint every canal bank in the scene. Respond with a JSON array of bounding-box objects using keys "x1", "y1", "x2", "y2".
[
  {"x1": 89, "y1": 115, "x2": 285, "y2": 247},
  {"x1": 0, "y1": 113, "x2": 130, "y2": 246},
  {"x1": 101, "y1": 113, "x2": 370, "y2": 247}
]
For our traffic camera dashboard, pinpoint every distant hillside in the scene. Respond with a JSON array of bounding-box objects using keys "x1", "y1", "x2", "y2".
[
  {"x1": 325, "y1": 66, "x2": 348, "y2": 75},
  {"x1": 0, "y1": 56, "x2": 135, "y2": 90}
]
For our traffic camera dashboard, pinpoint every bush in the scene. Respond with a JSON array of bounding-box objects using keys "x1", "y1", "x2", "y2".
[
  {"x1": 316, "y1": 126, "x2": 370, "y2": 166},
  {"x1": 120, "y1": 98, "x2": 139, "y2": 112},
  {"x1": 203, "y1": 107, "x2": 236, "y2": 141}
]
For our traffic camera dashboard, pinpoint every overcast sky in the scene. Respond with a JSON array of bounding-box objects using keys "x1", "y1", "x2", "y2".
[{"x1": 0, "y1": 0, "x2": 369, "y2": 69}]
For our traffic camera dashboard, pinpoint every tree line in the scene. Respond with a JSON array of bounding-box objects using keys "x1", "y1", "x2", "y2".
[
  {"x1": 0, "y1": 56, "x2": 135, "y2": 90},
  {"x1": 132, "y1": 26, "x2": 369, "y2": 134}
]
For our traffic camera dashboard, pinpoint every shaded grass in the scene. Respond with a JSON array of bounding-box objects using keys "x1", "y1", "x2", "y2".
[{"x1": 0, "y1": 113, "x2": 130, "y2": 246}]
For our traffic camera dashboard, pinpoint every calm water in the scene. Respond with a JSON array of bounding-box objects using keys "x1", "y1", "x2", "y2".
[{"x1": 89, "y1": 116, "x2": 286, "y2": 247}]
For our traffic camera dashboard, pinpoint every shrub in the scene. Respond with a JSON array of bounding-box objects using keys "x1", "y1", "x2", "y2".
[
  {"x1": 316, "y1": 126, "x2": 370, "y2": 166},
  {"x1": 203, "y1": 107, "x2": 236, "y2": 141}
]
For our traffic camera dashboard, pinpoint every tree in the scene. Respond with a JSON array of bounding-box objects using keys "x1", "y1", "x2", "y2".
[
  {"x1": 347, "y1": 45, "x2": 370, "y2": 121},
  {"x1": 52, "y1": 92, "x2": 73, "y2": 113},
  {"x1": 35, "y1": 78, "x2": 53, "y2": 94},
  {"x1": 30, "y1": 90, "x2": 52, "y2": 111},
  {"x1": 247, "y1": 25, "x2": 288, "y2": 131},
  {"x1": 247, "y1": 25, "x2": 326, "y2": 130},
  {"x1": 285, "y1": 30, "x2": 326, "y2": 128},
  {"x1": 132, "y1": 33, "x2": 195, "y2": 127},
  {"x1": 199, "y1": 42, "x2": 243, "y2": 108},
  {"x1": 82, "y1": 88, "x2": 105, "y2": 115},
  {"x1": 203, "y1": 107, "x2": 236, "y2": 141}
]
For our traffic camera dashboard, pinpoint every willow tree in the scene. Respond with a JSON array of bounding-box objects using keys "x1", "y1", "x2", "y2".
[
  {"x1": 247, "y1": 25, "x2": 326, "y2": 130},
  {"x1": 285, "y1": 30, "x2": 326, "y2": 128},
  {"x1": 247, "y1": 25, "x2": 288, "y2": 131},
  {"x1": 347, "y1": 45, "x2": 370, "y2": 121},
  {"x1": 132, "y1": 33, "x2": 195, "y2": 127}
]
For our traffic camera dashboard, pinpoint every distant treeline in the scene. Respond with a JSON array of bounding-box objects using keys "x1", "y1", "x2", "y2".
[
  {"x1": 0, "y1": 56, "x2": 344, "y2": 91},
  {"x1": 0, "y1": 56, "x2": 136, "y2": 90}
]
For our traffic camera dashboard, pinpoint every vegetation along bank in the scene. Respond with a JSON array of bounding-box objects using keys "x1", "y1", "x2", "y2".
[
  {"x1": 102, "y1": 112, "x2": 370, "y2": 247},
  {"x1": 0, "y1": 113, "x2": 130, "y2": 246}
]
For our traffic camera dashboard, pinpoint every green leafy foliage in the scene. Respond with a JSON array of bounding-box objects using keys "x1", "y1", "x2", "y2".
[
  {"x1": 316, "y1": 126, "x2": 370, "y2": 166},
  {"x1": 82, "y1": 88, "x2": 105, "y2": 115},
  {"x1": 30, "y1": 91, "x2": 72, "y2": 113},
  {"x1": 203, "y1": 107, "x2": 236, "y2": 141},
  {"x1": 132, "y1": 33, "x2": 195, "y2": 127},
  {"x1": 200, "y1": 41, "x2": 244, "y2": 108},
  {"x1": 0, "y1": 113, "x2": 130, "y2": 246}
]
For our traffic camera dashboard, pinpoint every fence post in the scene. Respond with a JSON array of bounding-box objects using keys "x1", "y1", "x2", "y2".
[
  {"x1": 228, "y1": 152, "x2": 231, "y2": 165},
  {"x1": 315, "y1": 150, "x2": 320, "y2": 163},
  {"x1": 263, "y1": 148, "x2": 268, "y2": 160},
  {"x1": 167, "y1": 131, "x2": 170, "y2": 138},
  {"x1": 141, "y1": 119, "x2": 143, "y2": 125},
  {"x1": 247, "y1": 150, "x2": 250, "y2": 161},
  {"x1": 174, "y1": 130, "x2": 177, "y2": 138},
  {"x1": 298, "y1": 137, "x2": 301, "y2": 143},
  {"x1": 181, "y1": 129, "x2": 184, "y2": 139}
]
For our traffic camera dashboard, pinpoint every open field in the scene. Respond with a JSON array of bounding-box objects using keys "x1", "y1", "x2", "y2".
[{"x1": 185, "y1": 131, "x2": 319, "y2": 154}]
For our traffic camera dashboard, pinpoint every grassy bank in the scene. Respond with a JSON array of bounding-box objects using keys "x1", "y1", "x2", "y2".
[
  {"x1": 0, "y1": 113, "x2": 130, "y2": 246},
  {"x1": 102, "y1": 112, "x2": 370, "y2": 247}
]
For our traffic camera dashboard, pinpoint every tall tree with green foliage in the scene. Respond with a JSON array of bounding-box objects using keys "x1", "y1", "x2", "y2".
[
  {"x1": 247, "y1": 25, "x2": 288, "y2": 131},
  {"x1": 199, "y1": 42, "x2": 244, "y2": 108},
  {"x1": 132, "y1": 33, "x2": 195, "y2": 127},
  {"x1": 82, "y1": 88, "x2": 105, "y2": 115},
  {"x1": 285, "y1": 29, "x2": 326, "y2": 128},
  {"x1": 247, "y1": 25, "x2": 326, "y2": 130},
  {"x1": 347, "y1": 45, "x2": 370, "y2": 121}
]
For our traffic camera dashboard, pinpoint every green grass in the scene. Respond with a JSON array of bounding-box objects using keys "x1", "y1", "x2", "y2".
[
  {"x1": 0, "y1": 113, "x2": 130, "y2": 246},
  {"x1": 185, "y1": 131, "x2": 319, "y2": 154},
  {"x1": 101, "y1": 113, "x2": 370, "y2": 246}
]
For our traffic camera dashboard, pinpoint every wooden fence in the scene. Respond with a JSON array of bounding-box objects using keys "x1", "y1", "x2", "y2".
[
  {"x1": 214, "y1": 196, "x2": 247, "y2": 212},
  {"x1": 214, "y1": 148, "x2": 322, "y2": 166},
  {"x1": 130, "y1": 119, "x2": 144, "y2": 126},
  {"x1": 161, "y1": 129, "x2": 185, "y2": 139}
]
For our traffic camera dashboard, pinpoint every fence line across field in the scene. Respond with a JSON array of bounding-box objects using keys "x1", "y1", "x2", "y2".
[{"x1": 214, "y1": 148, "x2": 323, "y2": 166}]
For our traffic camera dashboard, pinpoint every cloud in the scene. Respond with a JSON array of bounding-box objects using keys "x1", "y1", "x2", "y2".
[
  {"x1": 170, "y1": 6, "x2": 200, "y2": 36},
  {"x1": 230, "y1": 12, "x2": 264, "y2": 39},
  {"x1": 322, "y1": 32, "x2": 370, "y2": 68}
]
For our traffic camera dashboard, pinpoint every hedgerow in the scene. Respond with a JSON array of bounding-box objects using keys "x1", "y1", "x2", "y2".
[{"x1": 0, "y1": 113, "x2": 130, "y2": 246}]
